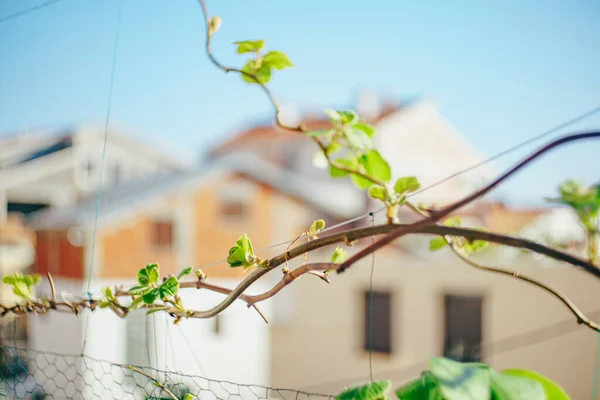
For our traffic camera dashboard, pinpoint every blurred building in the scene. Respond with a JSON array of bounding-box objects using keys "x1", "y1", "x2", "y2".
[{"x1": 0, "y1": 96, "x2": 597, "y2": 398}]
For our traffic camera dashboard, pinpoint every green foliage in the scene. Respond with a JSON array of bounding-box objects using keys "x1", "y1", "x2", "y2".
[
  {"x1": 547, "y1": 180, "x2": 600, "y2": 231},
  {"x1": 137, "y1": 264, "x2": 159, "y2": 286},
  {"x1": 235, "y1": 40, "x2": 293, "y2": 85},
  {"x1": 429, "y1": 237, "x2": 448, "y2": 251},
  {"x1": 309, "y1": 219, "x2": 326, "y2": 236},
  {"x1": 361, "y1": 150, "x2": 391, "y2": 182},
  {"x1": 369, "y1": 185, "x2": 387, "y2": 201},
  {"x1": 177, "y1": 267, "x2": 193, "y2": 280},
  {"x1": 2, "y1": 272, "x2": 41, "y2": 301},
  {"x1": 227, "y1": 233, "x2": 260, "y2": 270},
  {"x1": 336, "y1": 380, "x2": 391, "y2": 400},
  {"x1": 394, "y1": 176, "x2": 421, "y2": 195},
  {"x1": 234, "y1": 40, "x2": 265, "y2": 54},
  {"x1": 501, "y1": 369, "x2": 570, "y2": 400},
  {"x1": 390, "y1": 357, "x2": 571, "y2": 400},
  {"x1": 331, "y1": 247, "x2": 348, "y2": 264},
  {"x1": 428, "y1": 217, "x2": 489, "y2": 255},
  {"x1": 99, "y1": 287, "x2": 117, "y2": 309}
]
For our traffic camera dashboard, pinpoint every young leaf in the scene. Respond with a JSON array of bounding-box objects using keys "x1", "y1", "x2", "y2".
[
  {"x1": 335, "y1": 380, "x2": 391, "y2": 400},
  {"x1": 443, "y1": 217, "x2": 462, "y2": 227},
  {"x1": 354, "y1": 122, "x2": 375, "y2": 138},
  {"x1": 142, "y1": 288, "x2": 160, "y2": 305},
  {"x1": 338, "y1": 110, "x2": 359, "y2": 125},
  {"x1": 428, "y1": 357, "x2": 490, "y2": 400},
  {"x1": 489, "y1": 370, "x2": 545, "y2": 400},
  {"x1": 177, "y1": 267, "x2": 193, "y2": 280},
  {"x1": 324, "y1": 109, "x2": 342, "y2": 122},
  {"x1": 368, "y1": 185, "x2": 387, "y2": 201},
  {"x1": 159, "y1": 277, "x2": 180, "y2": 298},
  {"x1": 325, "y1": 141, "x2": 343, "y2": 156},
  {"x1": 12, "y1": 281, "x2": 31, "y2": 300},
  {"x1": 361, "y1": 150, "x2": 391, "y2": 182},
  {"x1": 394, "y1": 176, "x2": 421, "y2": 195},
  {"x1": 395, "y1": 372, "x2": 443, "y2": 400},
  {"x1": 2, "y1": 275, "x2": 16, "y2": 285},
  {"x1": 129, "y1": 285, "x2": 152, "y2": 296},
  {"x1": 129, "y1": 296, "x2": 145, "y2": 311},
  {"x1": 309, "y1": 219, "x2": 326, "y2": 236},
  {"x1": 331, "y1": 247, "x2": 348, "y2": 264},
  {"x1": 23, "y1": 274, "x2": 41, "y2": 286},
  {"x1": 227, "y1": 233, "x2": 257, "y2": 270},
  {"x1": 429, "y1": 237, "x2": 448, "y2": 251},
  {"x1": 137, "y1": 264, "x2": 159, "y2": 286},
  {"x1": 344, "y1": 126, "x2": 372, "y2": 150},
  {"x1": 329, "y1": 158, "x2": 357, "y2": 178},
  {"x1": 351, "y1": 173, "x2": 375, "y2": 190},
  {"x1": 501, "y1": 369, "x2": 570, "y2": 400},
  {"x1": 241, "y1": 60, "x2": 272, "y2": 84},
  {"x1": 209, "y1": 16, "x2": 222, "y2": 35},
  {"x1": 262, "y1": 51, "x2": 294, "y2": 70},
  {"x1": 234, "y1": 39, "x2": 265, "y2": 54}
]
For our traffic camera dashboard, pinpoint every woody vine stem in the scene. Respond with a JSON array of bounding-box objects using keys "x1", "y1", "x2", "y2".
[{"x1": 1, "y1": 0, "x2": 599, "y2": 337}]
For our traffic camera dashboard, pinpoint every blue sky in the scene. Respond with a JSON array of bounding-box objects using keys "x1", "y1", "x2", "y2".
[{"x1": 1, "y1": 0, "x2": 599, "y2": 205}]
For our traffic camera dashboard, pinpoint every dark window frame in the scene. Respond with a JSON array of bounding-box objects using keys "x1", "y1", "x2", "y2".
[
  {"x1": 151, "y1": 219, "x2": 174, "y2": 249},
  {"x1": 363, "y1": 290, "x2": 392, "y2": 354},
  {"x1": 443, "y1": 294, "x2": 483, "y2": 362}
]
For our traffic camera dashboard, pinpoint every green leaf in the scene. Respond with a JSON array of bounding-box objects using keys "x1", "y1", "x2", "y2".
[
  {"x1": 429, "y1": 357, "x2": 490, "y2": 400},
  {"x1": 234, "y1": 39, "x2": 265, "y2": 54},
  {"x1": 443, "y1": 217, "x2": 462, "y2": 227},
  {"x1": 394, "y1": 176, "x2": 421, "y2": 195},
  {"x1": 338, "y1": 111, "x2": 359, "y2": 125},
  {"x1": 306, "y1": 129, "x2": 335, "y2": 137},
  {"x1": 137, "y1": 264, "x2": 159, "y2": 286},
  {"x1": 395, "y1": 372, "x2": 443, "y2": 400},
  {"x1": 100, "y1": 286, "x2": 116, "y2": 303},
  {"x1": 336, "y1": 380, "x2": 391, "y2": 400},
  {"x1": 429, "y1": 237, "x2": 448, "y2": 251},
  {"x1": 241, "y1": 60, "x2": 272, "y2": 84},
  {"x1": 146, "y1": 306, "x2": 168, "y2": 315},
  {"x1": 369, "y1": 185, "x2": 387, "y2": 201},
  {"x1": 262, "y1": 50, "x2": 294, "y2": 70},
  {"x1": 23, "y1": 274, "x2": 41, "y2": 286},
  {"x1": 177, "y1": 267, "x2": 193, "y2": 280},
  {"x1": 354, "y1": 122, "x2": 376, "y2": 138},
  {"x1": 183, "y1": 394, "x2": 195, "y2": 400},
  {"x1": 344, "y1": 126, "x2": 372, "y2": 150},
  {"x1": 310, "y1": 219, "x2": 326, "y2": 236},
  {"x1": 351, "y1": 173, "x2": 376, "y2": 190},
  {"x1": 129, "y1": 285, "x2": 151, "y2": 296},
  {"x1": 489, "y1": 370, "x2": 545, "y2": 400},
  {"x1": 324, "y1": 109, "x2": 341, "y2": 122},
  {"x1": 325, "y1": 141, "x2": 343, "y2": 156},
  {"x1": 159, "y1": 277, "x2": 180, "y2": 298},
  {"x1": 329, "y1": 157, "x2": 357, "y2": 178},
  {"x1": 2, "y1": 275, "x2": 16, "y2": 285},
  {"x1": 227, "y1": 233, "x2": 257, "y2": 270},
  {"x1": 129, "y1": 296, "x2": 145, "y2": 311},
  {"x1": 142, "y1": 288, "x2": 160, "y2": 305},
  {"x1": 331, "y1": 247, "x2": 348, "y2": 264},
  {"x1": 501, "y1": 369, "x2": 570, "y2": 400},
  {"x1": 12, "y1": 282, "x2": 31, "y2": 300},
  {"x1": 361, "y1": 150, "x2": 391, "y2": 182}
]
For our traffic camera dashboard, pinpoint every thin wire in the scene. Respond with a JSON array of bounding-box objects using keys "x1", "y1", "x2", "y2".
[
  {"x1": 0, "y1": 0, "x2": 65, "y2": 23},
  {"x1": 81, "y1": 0, "x2": 124, "y2": 354},
  {"x1": 409, "y1": 105, "x2": 600, "y2": 198},
  {"x1": 593, "y1": 217, "x2": 600, "y2": 400},
  {"x1": 199, "y1": 106, "x2": 600, "y2": 273},
  {"x1": 178, "y1": 325, "x2": 206, "y2": 376},
  {"x1": 367, "y1": 212, "x2": 376, "y2": 382}
]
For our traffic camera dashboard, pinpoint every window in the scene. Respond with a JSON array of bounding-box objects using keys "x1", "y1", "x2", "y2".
[
  {"x1": 220, "y1": 200, "x2": 247, "y2": 220},
  {"x1": 443, "y1": 294, "x2": 483, "y2": 362},
  {"x1": 363, "y1": 290, "x2": 392, "y2": 353},
  {"x1": 152, "y1": 220, "x2": 174, "y2": 248}
]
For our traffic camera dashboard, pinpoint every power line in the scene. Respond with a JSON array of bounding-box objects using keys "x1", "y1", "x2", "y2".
[
  {"x1": 0, "y1": 0, "x2": 65, "y2": 24},
  {"x1": 201, "y1": 105, "x2": 600, "y2": 272}
]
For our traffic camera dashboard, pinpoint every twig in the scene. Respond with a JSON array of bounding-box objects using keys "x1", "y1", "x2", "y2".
[
  {"x1": 129, "y1": 366, "x2": 178, "y2": 400},
  {"x1": 338, "y1": 131, "x2": 600, "y2": 273}
]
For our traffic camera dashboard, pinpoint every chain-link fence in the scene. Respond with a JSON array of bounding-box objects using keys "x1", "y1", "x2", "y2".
[{"x1": 0, "y1": 345, "x2": 334, "y2": 400}]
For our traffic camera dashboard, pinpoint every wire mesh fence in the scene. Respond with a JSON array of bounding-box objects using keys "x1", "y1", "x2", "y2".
[{"x1": 0, "y1": 345, "x2": 334, "y2": 400}]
